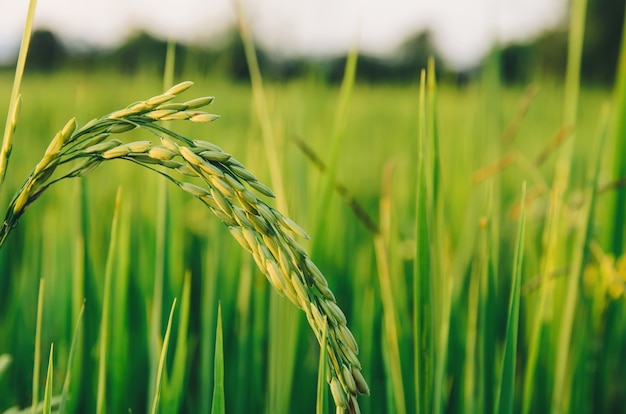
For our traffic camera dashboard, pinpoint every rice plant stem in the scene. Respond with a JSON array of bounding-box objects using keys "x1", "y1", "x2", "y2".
[{"x1": 0, "y1": 0, "x2": 38, "y2": 184}]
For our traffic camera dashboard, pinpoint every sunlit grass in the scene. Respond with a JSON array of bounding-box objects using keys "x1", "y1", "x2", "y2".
[{"x1": 0, "y1": 5, "x2": 625, "y2": 410}]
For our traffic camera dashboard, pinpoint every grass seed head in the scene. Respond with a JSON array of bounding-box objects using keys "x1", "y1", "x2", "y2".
[
  {"x1": 183, "y1": 96, "x2": 215, "y2": 109},
  {"x1": 148, "y1": 146, "x2": 177, "y2": 161},
  {"x1": 165, "y1": 80, "x2": 194, "y2": 96}
]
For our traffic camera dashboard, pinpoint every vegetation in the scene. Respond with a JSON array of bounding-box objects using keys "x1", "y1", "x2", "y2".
[{"x1": 0, "y1": 1, "x2": 625, "y2": 414}]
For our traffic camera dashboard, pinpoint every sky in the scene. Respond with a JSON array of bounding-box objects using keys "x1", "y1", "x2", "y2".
[{"x1": 0, "y1": 0, "x2": 568, "y2": 69}]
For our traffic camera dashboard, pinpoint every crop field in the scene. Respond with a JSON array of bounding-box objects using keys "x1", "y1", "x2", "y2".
[{"x1": 0, "y1": 3, "x2": 625, "y2": 414}]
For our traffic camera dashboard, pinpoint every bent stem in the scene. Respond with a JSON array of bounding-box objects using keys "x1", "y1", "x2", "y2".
[{"x1": 0, "y1": 81, "x2": 368, "y2": 413}]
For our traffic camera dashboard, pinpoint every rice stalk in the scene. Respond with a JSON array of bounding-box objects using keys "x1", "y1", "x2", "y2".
[
  {"x1": 150, "y1": 298, "x2": 177, "y2": 414},
  {"x1": 211, "y1": 303, "x2": 225, "y2": 414},
  {"x1": 31, "y1": 278, "x2": 44, "y2": 414},
  {"x1": 42, "y1": 344, "x2": 53, "y2": 414},
  {"x1": 0, "y1": 0, "x2": 37, "y2": 184},
  {"x1": 0, "y1": 82, "x2": 368, "y2": 413}
]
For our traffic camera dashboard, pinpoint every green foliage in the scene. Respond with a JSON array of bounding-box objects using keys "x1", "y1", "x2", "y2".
[{"x1": 1, "y1": 5, "x2": 625, "y2": 412}]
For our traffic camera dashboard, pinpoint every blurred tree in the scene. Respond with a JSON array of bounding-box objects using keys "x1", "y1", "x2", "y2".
[
  {"x1": 581, "y1": 0, "x2": 625, "y2": 83},
  {"x1": 27, "y1": 29, "x2": 67, "y2": 72}
]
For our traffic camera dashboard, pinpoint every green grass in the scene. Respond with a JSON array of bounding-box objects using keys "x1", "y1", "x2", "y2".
[{"x1": 0, "y1": 8, "x2": 625, "y2": 412}]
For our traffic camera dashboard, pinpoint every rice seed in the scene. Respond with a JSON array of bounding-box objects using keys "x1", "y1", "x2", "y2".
[
  {"x1": 247, "y1": 180, "x2": 276, "y2": 198},
  {"x1": 246, "y1": 212, "x2": 270, "y2": 235},
  {"x1": 255, "y1": 202, "x2": 276, "y2": 222},
  {"x1": 338, "y1": 324, "x2": 359, "y2": 355},
  {"x1": 109, "y1": 107, "x2": 140, "y2": 119},
  {"x1": 183, "y1": 96, "x2": 215, "y2": 109},
  {"x1": 210, "y1": 188, "x2": 233, "y2": 215},
  {"x1": 351, "y1": 367, "x2": 370, "y2": 395},
  {"x1": 210, "y1": 207, "x2": 238, "y2": 227},
  {"x1": 13, "y1": 187, "x2": 30, "y2": 214},
  {"x1": 310, "y1": 302, "x2": 326, "y2": 330},
  {"x1": 107, "y1": 123, "x2": 136, "y2": 133},
  {"x1": 305, "y1": 258, "x2": 328, "y2": 287},
  {"x1": 348, "y1": 395, "x2": 362, "y2": 414},
  {"x1": 342, "y1": 364, "x2": 358, "y2": 394},
  {"x1": 208, "y1": 175, "x2": 235, "y2": 197},
  {"x1": 155, "y1": 102, "x2": 187, "y2": 111},
  {"x1": 291, "y1": 272, "x2": 310, "y2": 308},
  {"x1": 228, "y1": 226, "x2": 252, "y2": 253},
  {"x1": 199, "y1": 161, "x2": 225, "y2": 178},
  {"x1": 180, "y1": 146, "x2": 205, "y2": 166},
  {"x1": 129, "y1": 101, "x2": 152, "y2": 113},
  {"x1": 148, "y1": 146, "x2": 177, "y2": 161},
  {"x1": 266, "y1": 260, "x2": 286, "y2": 293},
  {"x1": 326, "y1": 301, "x2": 348, "y2": 326},
  {"x1": 201, "y1": 150, "x2": 231, "y2": 163},
  {"x1": 175, "y1": 165, "x2": 199, "y2": 177},
  {"x1": 190, "y1": 113, "x2": 220, "y2": 123},
  {"x1": 72, "y1": 133, "x2": 110, "y2": 151},
  {"x1": 316, "y1": 282, "x2": 337, "y2": 302},
  {"x1": 147, "y1": 109, "x2": 178, "y2": 120},
  {"x1": 160, "y1": 137, "x2": 179, "y2": 153},
  {"x1": 180, "y1": 182, "x2": 211, "y2": 197},
  {"x1": 279, "y1": 215, "x2": 311, "y2": 239},
  {"x1": 199, "y1": 194, "x2": 219, "y2": 210},
  {"x1": 84, "y1": 140, "x2": 122, "y2": 154},
  {"x1": 193, "y1": 140, "x2": 224, "y2": 152},
  {"x1": 165, "y1": 80, "x2": 194, "y2": 96},
  {"x1": 229, "y1": 165, "x2": 258, "y2": 182},
  {"x1": 146, "y1": 93, "x2": 175, "y2": 107},
  {"x1": 160, "y1": 160, "x2": 184, "y2": 169},
  {"x1": 102, "y1": 145, "x2": 131, "y2": 159},
  {"x1": 61, "y1": 118, "x2": 77, "y2": 144},
  {"x1": 237, "y1": 188, "x2": 259, "y2": 207},
  {"x1": 222, "y1": 173, "x2": 245, "y2": 192},
  {"x1": 330, "y1": 377, "x2": 348, "y2": 409},
  {"x1": 162, "y1": 111, "x2": 193, "y2": 121},
  {"x1": 232, "y1": 206, "x2": 254, "y2": 229},
  {"x1": 44, "y1": 131, "x2": 64, "y2": 157}
]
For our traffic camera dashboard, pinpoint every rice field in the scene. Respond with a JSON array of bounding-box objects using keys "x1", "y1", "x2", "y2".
[{"x1": 0, "y1": 3, "x2": 625, "y2": 414}]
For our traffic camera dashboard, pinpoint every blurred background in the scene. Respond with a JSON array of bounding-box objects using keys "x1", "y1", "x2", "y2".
[{"x1": 0, "y1": 0, "x2": 623, "y2": 84}]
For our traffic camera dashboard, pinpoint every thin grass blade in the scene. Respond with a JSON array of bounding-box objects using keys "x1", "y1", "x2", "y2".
[
  {"x1": 496, "y1": 183, "x2": 526, "y2": 414},
  {"x1": 211, "y1": 303, "x2": 225, "y2": 414},
  {"x1": 551, "y1": 105, "x2": 609, "y2": 413},
  {"x1": 0, "y1": 0, "x2": 38, "y2": 184},
  {"x1": 31, "y1": 278, "x2": 45, "y2": 414},
  {"x1": 150, "y1": 298, "x2": 177, "y2": 414},
  {"x1": 42, "y1": 344, "x2": 53, "y2": 414},
  {"x1": 59, "y1": 302, "x2": 85, "y2": 414},
  {"x1": 96, "y1": 189, "x2": 122, "y2": 414}
]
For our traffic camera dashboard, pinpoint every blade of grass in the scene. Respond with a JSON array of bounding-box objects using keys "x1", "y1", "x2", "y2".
[
  {"x1": 414, "y1": 68, "x2": 433, "y2": 414},
  {"x1": 31, "y1": 278, "x2": 44, "y2": 414},
  {"x1": 0, "y1": 0, "x2": 37, "y2": 184},
  {"x1": 609, "y1": 7, "x2": 626, "y2": 254},
  {"x1": 234, "y1": 7, "x2": 303, "y2": 412},
  {"x1": 551, "y1": 104, "x2": 609, "y2": 413},
  {"x1": 162, "y1": 271, "x2": 190, "y2": 413},
  {"x1": 315, "y1": 317, "x2": 329, "y2": 414},
  {"x1": 150, "y1": 298, "x2": 177, "y2": 414},
  {"x1": 496, "y1": 183, "x2": 526, "y2": 414},
  {"x1": 234, "y1": 0, "x2": 288, "y2": 213},
  {"x1": 42, "y1": 344, "x2": 53, "y2": 414},
  {"x1": 311, "y1": 46, "x2": 359, "y2": 245},
  {"x1": 59, "y1": 301, "x2": 85, "y2": 414},
  {"x1": 211, "y1": 303, "x2": 225, "y2": 414},
  {"x1": 96, "y1": 188, "x2": 122, "y2": 414},
  {"x1": 149, "y1": 38, "x2": 176, "y2": 408},
  {"x1": 374, "y1": 162, "x2": 406, "y2": 414}
]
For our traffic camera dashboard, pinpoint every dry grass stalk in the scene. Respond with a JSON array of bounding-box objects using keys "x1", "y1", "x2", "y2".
[{"x1": 0, "y1": 82, "x2": 368, "y2": 412}]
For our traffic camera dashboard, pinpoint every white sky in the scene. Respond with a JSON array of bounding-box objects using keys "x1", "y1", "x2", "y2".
[{"x1": 0, "y1": 0, "x2": 568, "y2": 69}]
